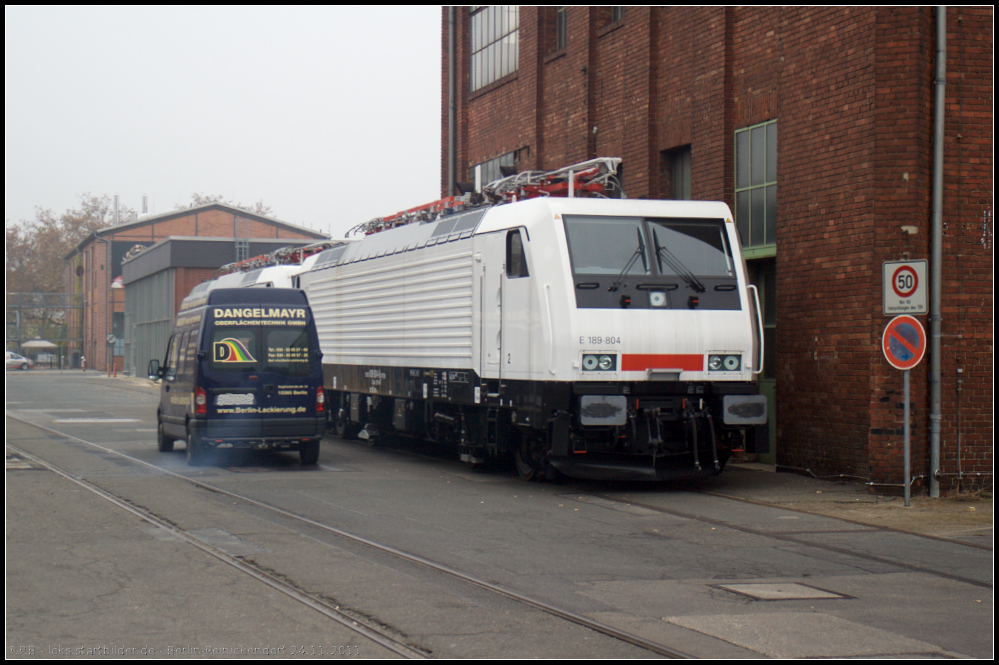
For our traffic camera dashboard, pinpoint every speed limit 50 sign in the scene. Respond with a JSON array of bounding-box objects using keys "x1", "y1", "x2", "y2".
[{"x1": 883, "y1": 260, "x2": 927, "y2": 315}]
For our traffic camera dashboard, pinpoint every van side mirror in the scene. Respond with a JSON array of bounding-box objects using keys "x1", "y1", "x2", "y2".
[{"x1": 147, "y1": 359, "x2": 161, "y2": 380}]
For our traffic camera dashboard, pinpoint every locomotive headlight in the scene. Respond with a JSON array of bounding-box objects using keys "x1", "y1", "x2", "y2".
[
  {"x1": 708, "y1": 354, "x2": 742, "y2": 371},
  {"x1": 649, "y1": 290, "x2": 667, "y2": 308},
  {"x1": 583, "y1": 353, "x2": 617, "y2": 372}
]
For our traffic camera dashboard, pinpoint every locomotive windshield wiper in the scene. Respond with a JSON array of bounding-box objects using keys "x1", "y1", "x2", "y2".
[
  {"x1": 608, "y1": 228, "x2": 648, "y2": 292},
  {"x1": 653, "y1": 232, "x2": 706, "y2": 293}
]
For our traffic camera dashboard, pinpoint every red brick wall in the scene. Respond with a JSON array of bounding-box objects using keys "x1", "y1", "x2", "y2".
[
  {"x1": 441, "y1": 6, "x2": 993, "y2": 491},
  {"x1": 174, "y1": 268, "x2": 219, "y2": 314},
  {"x1": 70, "y1": 205, "x2": 323, "y2": 375},
  {"x1": 936, "y1": 6, "x2": 994, "y2": 489},
  {"x1": 763, "y1": 7, "x2": 883, "y2": 479}
]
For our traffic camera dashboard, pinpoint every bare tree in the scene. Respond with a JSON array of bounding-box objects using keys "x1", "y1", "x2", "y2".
[
  {"x1": 6, "y1": 194, "x2": 132, "y2": 295},
  {"x1": 184, "y1": 192, "x2": 274, "y2": 217}
]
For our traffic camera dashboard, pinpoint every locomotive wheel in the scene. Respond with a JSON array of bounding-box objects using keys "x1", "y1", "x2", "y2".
[
  {"x1": 333, "y1": 407, "x2": 359, "y2": 440},
  {"x1": 514, "y1": 431, "x2": 542, "y2": 482},
  {"x1": 514, "y1": 445, "x2": 538, "y2": 481}
]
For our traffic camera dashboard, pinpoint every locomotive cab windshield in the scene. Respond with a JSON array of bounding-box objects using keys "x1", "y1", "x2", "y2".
[{"x1": 565, "y1": 215, "x2": 740, "y2": 310}]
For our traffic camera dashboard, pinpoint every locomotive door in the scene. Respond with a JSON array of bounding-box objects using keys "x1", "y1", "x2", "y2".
[
  {"x1": 501, "y1": 229, "x2": 532, "y2": 379},
  {"x1": 479, "y1": 229, "x2": 532, "y2": 381},
  {"x1": 480, "y1": 233, "x2": 503, "y2": 377}
]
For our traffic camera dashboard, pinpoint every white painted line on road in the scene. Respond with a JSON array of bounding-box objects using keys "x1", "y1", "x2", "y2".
[{"x1": 52, "y1": 418, "x2": 140, "y2": 423}]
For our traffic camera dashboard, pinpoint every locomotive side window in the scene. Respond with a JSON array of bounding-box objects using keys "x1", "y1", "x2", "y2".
[{"x1": 506, "y1": 229, "x2": 530, "y2": 278}]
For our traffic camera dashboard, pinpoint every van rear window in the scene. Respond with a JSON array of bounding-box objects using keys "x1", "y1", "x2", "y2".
[
  {"x1": 265, "y1": 328, "x2": 313, "y2": 377},
  {"x1": 210, "y1": 329, "x2": 259, "y2": 370},
  {"x1": 209, "y1": 327, "x2": 312, "y2": 376}
]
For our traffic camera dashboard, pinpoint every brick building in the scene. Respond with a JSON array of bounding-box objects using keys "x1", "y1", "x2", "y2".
[
  {"x1": 64, "y1": 203, "x2": 327, "y2": 376},
  {"x1": 440, "y1": 7, "x2": 992, "y2": 492}
]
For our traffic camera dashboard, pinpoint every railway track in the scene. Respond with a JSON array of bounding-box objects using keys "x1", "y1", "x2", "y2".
[
  {"x1": 7, "y1": 415, "x2": 694, "y2": 659},
  {"x1": 8, "y1": 407, "x2": 990, "y2": 658},
  {"x1": 587, "y1": 492, "x2": 992, "y2": 590}
]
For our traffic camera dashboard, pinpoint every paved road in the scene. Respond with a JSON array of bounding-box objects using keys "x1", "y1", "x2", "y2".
[{"x1": 6, "y1": 372, "x2": 993, "y2": 658}]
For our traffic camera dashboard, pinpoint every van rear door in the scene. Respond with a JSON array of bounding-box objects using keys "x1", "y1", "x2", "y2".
[{"x1": 202, "y1": 316, "x2": 321, "y2": 442}]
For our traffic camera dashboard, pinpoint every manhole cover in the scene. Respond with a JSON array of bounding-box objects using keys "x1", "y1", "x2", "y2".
[{"x1": 713, "y1": 583, "x2": 851, "y2": 601}]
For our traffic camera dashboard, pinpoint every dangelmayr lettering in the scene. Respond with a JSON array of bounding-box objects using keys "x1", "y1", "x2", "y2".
[{"x1": 214, "y1": 308, "x2": 306, "y2": 319}]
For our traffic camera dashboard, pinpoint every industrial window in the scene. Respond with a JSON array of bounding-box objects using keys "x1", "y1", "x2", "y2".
[
  {"x1": 659, "y1": 147, "x2": 690, "y2": 200},
  {"x1": 470, "y1": 6, "x2": 519, "y2": 92},
  {"x1": 735, "y1": 120, "x2": 777, "y2": 251},
  {"x1": 672, "y1": 148, "x2": 691, "y2": 200},
  {"x1": 555, "y1": 7, "x2": 567, "y2": 51},
  {"x1": 472, "y1": 150, "x2": 518, "y2": 188},
  {"x1": 611, "y1": 7, "x2": 626, "y2": 23}
]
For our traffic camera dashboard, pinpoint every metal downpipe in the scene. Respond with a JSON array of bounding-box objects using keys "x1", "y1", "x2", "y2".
[
  {"x1": 929, "y1": 6, "x2": 946, "y2": 498},
  {"x1": 447, "y1": 7, "x2": 456, "y2": 197}
]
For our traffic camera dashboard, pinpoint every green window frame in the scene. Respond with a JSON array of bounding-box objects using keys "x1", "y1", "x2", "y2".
[{"x1": 735, "y1": 120, "x2": 777, "y2": 257}]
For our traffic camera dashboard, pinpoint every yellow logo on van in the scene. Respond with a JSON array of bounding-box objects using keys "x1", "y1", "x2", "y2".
[{"x1": 213, "y1": 338, "x2": 256, "y2": 363}]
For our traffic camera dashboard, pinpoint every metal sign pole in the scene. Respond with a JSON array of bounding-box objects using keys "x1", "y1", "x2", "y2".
[
  {"x1": 904, "y1": 369, "x2": 911, "y2": 508},
  {"x1": 882, "y1": 315, "x2": 926, "y2": 508}
]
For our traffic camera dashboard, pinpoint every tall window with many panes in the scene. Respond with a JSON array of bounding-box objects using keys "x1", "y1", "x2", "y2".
[
  {"x1": 735, "y1": 120, "x2": 777, "y2": 461},
  {"x1": 735, "y1": 120, "x2": 776, "y2": 254},
  {"x1": 470, "y1": 6, "x2": 519, "y2": 92}
]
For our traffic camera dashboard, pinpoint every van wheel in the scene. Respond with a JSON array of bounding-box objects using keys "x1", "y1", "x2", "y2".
[
  {"x1": 186, "y1": 426, "x2": 205, "y2": 466},
  {"x1": 157, "y1": 421, "x2": 174, "y2": 453},
  {"x1": 300, "y1": 440, "x2": 320, "y2": 465}
]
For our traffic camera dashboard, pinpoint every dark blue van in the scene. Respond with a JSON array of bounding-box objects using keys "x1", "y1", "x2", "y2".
[{"x1": 149, "y1": 288, "x2": 326, "y2": 465}]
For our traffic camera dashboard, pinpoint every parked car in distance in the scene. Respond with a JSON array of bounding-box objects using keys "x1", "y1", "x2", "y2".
[{"x1": 5, "y1": 352, "x2": 34, "y2": 371}]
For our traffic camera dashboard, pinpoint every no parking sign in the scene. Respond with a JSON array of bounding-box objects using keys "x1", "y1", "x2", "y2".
[
  {"x1": 881, "y1": 314, "x2": 926, "y2": 508},
  {"x1": 882, "y1": 315, "x2": 927, "y2": 370}
]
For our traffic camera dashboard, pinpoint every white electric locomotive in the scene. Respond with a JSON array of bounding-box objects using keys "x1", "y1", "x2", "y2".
[{"x1": 298, "y1": 159, "x2": 767, "y2": 481}]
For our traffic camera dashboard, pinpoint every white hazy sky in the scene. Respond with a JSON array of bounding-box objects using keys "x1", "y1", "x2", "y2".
[{"x1": 5, "y1": 6, "x2": 442, "y2": 239}]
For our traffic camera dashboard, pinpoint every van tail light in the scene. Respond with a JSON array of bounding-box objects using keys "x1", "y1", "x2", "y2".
[
  {"x1": 316, "y1": 386, "x2": 325, "y2": 413},
  {"x1": 194, "y1": 387, "x2": 208, "y2": 415}
]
